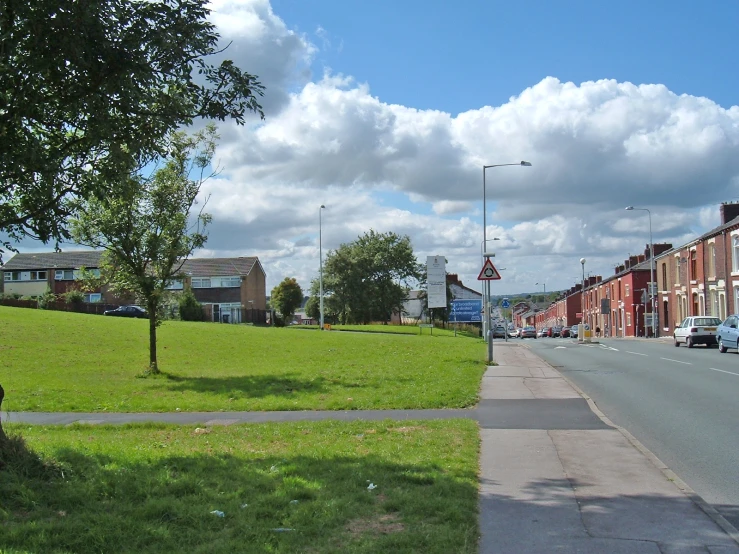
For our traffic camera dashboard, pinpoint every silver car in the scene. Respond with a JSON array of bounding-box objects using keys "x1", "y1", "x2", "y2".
[{"x1": 673, "y1": 316, "x2": 722, "y2": 348}]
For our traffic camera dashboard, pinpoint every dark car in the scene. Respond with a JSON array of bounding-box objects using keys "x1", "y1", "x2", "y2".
[
  {"x1": 560, "y1": 326, "x2": 571, "y2": 338},
  {"x1": 104, "y1": 305, "x2": 148, "y2": 319},
  {"x1": 520, "y1": 326, "x2": 537, "y2": 339},
  {"x1": 551, "y1": 326, "x2": 563, "y2": 337},
  {"x1": 492, "y1": 325, "x2": 507, "y2": 338}
]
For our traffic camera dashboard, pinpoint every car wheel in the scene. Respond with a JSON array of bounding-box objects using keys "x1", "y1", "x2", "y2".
[
  {"x1": 686, "y1": 336, "x2": 693, "y2": 348},
  {"x1": 674, "y1": 335, "x2": 680, "y2": 347},
  {"x1": 718, "y1": 338, "x2": 728, "y2": 353}
]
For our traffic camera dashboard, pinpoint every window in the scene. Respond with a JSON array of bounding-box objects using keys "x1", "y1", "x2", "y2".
[
  {"x1": 708, "y1": 243, "x2": 716, "y2": 278},
  {"x1": 84, "y1": 293, "x2": 102, "y2": 303},
  {"x1": 675, "y1": 258, "x2": 681, "y2": 284},
  {"x1": 191, "y1": 278, "x2": 211, "y2": 288},
  {"x1": 626, "y1": 312, "x2": 632, "y2": 326},
  {"x1": 690, "y1": 250, "x2": 697, "y2": 280},
  {"x1": 165, "y1": 279, "x2": 184, "y2": 290},
  {"x1": 709, "y1": 290, "x2": 718, "y2": 316},
  {"x1": 54, "y1": 270, "x2": 75, "y2": 281},
  {"x1": 625, "y1": 284, "x2": 630, "y2": 296},
  {"x1": 30, "y1": 271, "x2": 47, "y2": 280},
  {"x1": 661, "y1": 262, "x2": 667, "y2": 291},
  {"x1": 4, "y1": 271, "x2": 20, "y2": 281},
  {"x1": 219, "y1": 277, "x2": 241, "y2": 287},
  {"x1": 719, "y1": 292, "x2": 726, "y2": 320},
  {"x1": 735, "y1": 287, "x2": 739, "y2": 314},
  {"x1": 733, "y1": 236, "x2": 739, "y2": 272}
]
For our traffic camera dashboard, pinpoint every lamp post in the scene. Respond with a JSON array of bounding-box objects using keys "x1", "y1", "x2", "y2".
[
  {"x1": 319, "y1": 204, "x2": 326, "y2": 330},
  {"x1": 535, "y1": 282, "x2": 546, "y2": 293},
  {"x1": 482, "y1": 161, "x2": 531, "y2": 351},
  {"x1": 625, "y1": 206, "x2": 656, "y2": 337},
  {"x1": 580, "y1": 258, "x2": 586, "y2": 338}
]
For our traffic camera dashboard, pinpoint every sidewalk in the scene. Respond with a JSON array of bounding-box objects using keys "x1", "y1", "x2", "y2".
[
  {"x1": 4, "y1": 342, "x2": 739, "y2": 552},
  {"x1": 480, "y1": 341, "x2": 739, "y2": 553}
]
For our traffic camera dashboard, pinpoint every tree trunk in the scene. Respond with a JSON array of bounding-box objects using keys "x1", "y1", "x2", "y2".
[
  {"x1": 0, "y1": 383, "x2": 7, "y2": 444},
  {"x1": 148, "y1": 305, "x2": 159, "y2": 374}
]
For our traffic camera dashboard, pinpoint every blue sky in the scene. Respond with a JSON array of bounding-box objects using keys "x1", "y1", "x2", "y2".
[
  {"x1": 6, "y1": 0, "x2": 739, "y2": 297},
  {"x1": 273, "y1": 0, "x2": 739, "y2": 112}
]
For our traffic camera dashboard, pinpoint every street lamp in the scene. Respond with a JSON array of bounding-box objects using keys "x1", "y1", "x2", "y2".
[
  {"x1": 319, "y1": 205, "x2": 326, "y2": 331},
  {"x1": 535, "y1": 282, "x2": 546, "y2": 293},
  {"x1": 482, "y1": 161, "x2": 531, "y2": 351},
  {"x1": 625, "y1": 206, "x2": 656, "y2": 337},
  {"x1": 580, "y1": 258, "x2": 586, "y2": 332}
]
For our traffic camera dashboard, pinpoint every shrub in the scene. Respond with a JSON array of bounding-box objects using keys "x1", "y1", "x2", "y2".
[
  {"x1": 63, "y1": 289, "x2": 85, "y2": 305},
  {"x1": 178, "y1": 290, "x2": 205, "y2": 321},
  {"x1": 37, "y1": 290, "x2": 57, "y2": 309}
]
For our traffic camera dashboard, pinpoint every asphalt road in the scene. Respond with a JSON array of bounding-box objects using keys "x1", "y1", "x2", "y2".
[{"x1": 524, "y1": 336, "x2": 739, "y2": 530}]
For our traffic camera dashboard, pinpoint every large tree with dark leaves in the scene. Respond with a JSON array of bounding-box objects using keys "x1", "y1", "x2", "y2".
[{"x1": 0, "y1": 0, "x2": 264, "y2": 259}]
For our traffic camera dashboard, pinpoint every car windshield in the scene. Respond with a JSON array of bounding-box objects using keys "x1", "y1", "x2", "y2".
[{"x1": 695, "y1": 317, "x2": 721, "y2": 326}]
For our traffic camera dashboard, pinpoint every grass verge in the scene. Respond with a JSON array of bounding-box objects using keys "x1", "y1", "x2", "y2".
[
  {"x1": 1, "y1": 307, "x2": 485, "y2": 412},
  {"x1": 0, "y1": 419, "x2": 479, "y2": 554}
]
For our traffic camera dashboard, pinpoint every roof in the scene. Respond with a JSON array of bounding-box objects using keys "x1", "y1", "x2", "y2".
[
  {"x1": 180, "y1": 257, "x2": 261, "y2": 277},
  {"x1": 1, "y1": 251, "x2": 264, "y2": 279},
  {"x1": 2, "y1": 250, "x2": 102, "y2": 271}
]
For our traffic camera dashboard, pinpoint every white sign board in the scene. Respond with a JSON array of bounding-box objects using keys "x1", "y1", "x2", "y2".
[{"x1": 426, "y1": 255, "x2": 447, "y2": 309}]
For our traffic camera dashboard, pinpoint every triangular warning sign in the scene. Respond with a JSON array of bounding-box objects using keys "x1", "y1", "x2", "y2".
[{"x1": 477, "y1": 259, "x2": 502, "y2": 281}]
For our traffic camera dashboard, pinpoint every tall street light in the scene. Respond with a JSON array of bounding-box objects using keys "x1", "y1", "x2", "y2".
[
  {"x1": 625, "y1": 206, "x2": 656, "y2": 337},
  {"x1": 535, "y1": 282, "x2": 546, "y2": 293},
  {"x1": 319, "y1": 205, "x2": 326, "y2": 330},
  {"x1": 482, "y1": 161, "x2": 531, "y2": 348},
  {"x1": 580, "y1": 258, "x2": 586, "y2": 336}
]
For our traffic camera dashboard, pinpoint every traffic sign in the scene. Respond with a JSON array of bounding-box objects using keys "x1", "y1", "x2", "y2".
[
  {"x1": 501, "y1": 298, "x2": 510, "y2": 309},
  {"x1": 477, "y1": 259, "x2": 502, "y2": 280}
]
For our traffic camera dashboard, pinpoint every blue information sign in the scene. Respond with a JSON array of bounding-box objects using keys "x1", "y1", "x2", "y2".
[
  {"x1": 501, "y1": 298, "x2": 510, "y2": 309},
  {"x1": 449, "y1": 299, "x2": 483, "y2": 323}
]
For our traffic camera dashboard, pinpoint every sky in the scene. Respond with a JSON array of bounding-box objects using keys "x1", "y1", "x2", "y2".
[{"x1": 8, "y1": 0, "x2": 739, "y2": 296}]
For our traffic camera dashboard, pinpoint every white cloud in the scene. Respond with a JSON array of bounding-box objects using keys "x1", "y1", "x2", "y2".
[
  {"x1": 196, "y1": 2, "x2": 739, "y2": 294},
  {"x1": 9, "y1": 0, "x2": 739, "y2": 298}
]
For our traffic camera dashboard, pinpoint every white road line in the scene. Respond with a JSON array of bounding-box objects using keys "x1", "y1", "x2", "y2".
[
  {"x1": 625, "y1": 351, "x2": 648, "y2": 356},
  {"x1": 709, "y1": 367, "x2": 739, "y2": 377},
  {"x1": 660, "y1": 357, "x2": 692, "y2": 365}
]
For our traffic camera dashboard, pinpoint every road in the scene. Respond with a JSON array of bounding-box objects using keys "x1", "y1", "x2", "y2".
[{"x1": 524, "y1": 336, "x2": 739, "y2": 529}]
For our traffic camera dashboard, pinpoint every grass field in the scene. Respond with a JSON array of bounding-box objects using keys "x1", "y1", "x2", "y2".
[
  {"x1": 0, "y1": 419, "x2": 479, "y2": 554},
  {"x1": 0, "y1": 307, "x2": 486, "y2": 412}
]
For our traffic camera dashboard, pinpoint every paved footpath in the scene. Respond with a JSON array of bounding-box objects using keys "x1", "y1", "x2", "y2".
[{"x1": 5, "y1": 342, "x2": 739, "y2": 553}]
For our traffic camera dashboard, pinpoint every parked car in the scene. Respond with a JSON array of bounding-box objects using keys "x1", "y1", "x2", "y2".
[
  {"x1": 550, "y1": 325, "x2": 563, "y2": 338},
  {"x1": 492, "y1": 325, "x2": 507, "y2": 338},
  {"x1": 104, "y1": 305, "x2": 148, "y2": 319},
  {"x1": 560, "y1": 326, "x2": 571, "y2": 338},
  {"x1": 508, "y1": 327, "x2": 519, "y2": 338},
  {"x1": 715, "y1": 315, "x2": 739, "y2": 353},
  {"x1": 673, "y1": 316, "x2": 722, "y2": 348},
  {"x1": 570, "y1": 325, "x2": 579, "y2": 338},
  {"x1": 539, "y1": 327, "x2": 550, "y2": 337},
  {"x1": 520, "y1": 326, "x2": 537, "y2": 339}
]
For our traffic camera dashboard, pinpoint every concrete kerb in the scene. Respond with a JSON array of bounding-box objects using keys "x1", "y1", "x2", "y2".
[{"x1": 528, "y1": 342, "x2": 739, "y2": 546}]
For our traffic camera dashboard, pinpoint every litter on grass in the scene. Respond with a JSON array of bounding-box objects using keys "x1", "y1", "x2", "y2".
[
  {"x1": 272, "y1": 528, "x2": 295, "y2": 532},
  {"x1": 367, "y1": 483, "x2": 377, "y2": 490},
  {"x1": 210, "y1": 510, "x2": 225, "y2": 517}
]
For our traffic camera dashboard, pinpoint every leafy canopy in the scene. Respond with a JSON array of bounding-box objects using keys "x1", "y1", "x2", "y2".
[
  {"x1": 270, "y1": 278, "x2": 304, "y2": 324},
  {"x1": 0, "y1": 0, "x2": 264, "y2": 259}
]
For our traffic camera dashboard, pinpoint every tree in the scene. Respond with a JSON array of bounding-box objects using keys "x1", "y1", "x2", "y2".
[
  {"x1": 178, "y1": 289, "x2": 205, "y2": 322},
  {"x1": 71, "y1": 125, "x2": 217, "y2": 374},
  {"x1": 271, "y1": 278, "x2": 303, "y2": 324},
  {"x1": 321, "y1": 230, "x2": 421, "y2": 324},
  {"x1": 0, "y1": 0, "x2": 264, "y2": 261}
]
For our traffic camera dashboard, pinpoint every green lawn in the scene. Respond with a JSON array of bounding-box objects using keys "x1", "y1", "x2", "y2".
[
  {"x1": 0, "y1": 420, "x2": 479, "y2": 554},
  {"x1": 0, "y1": 307, "x2": 486, "y2": 412}
]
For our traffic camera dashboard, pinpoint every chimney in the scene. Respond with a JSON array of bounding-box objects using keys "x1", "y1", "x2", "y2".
[
  {"x1": 637, "y1": 254, "x2": 645, "y2": 264},
  {"x1": 629, "y1": 255, "x2": 639, "y2": 268},
  {"x1": 720, "y1": 202, "x2": 739, "y2": 225}
]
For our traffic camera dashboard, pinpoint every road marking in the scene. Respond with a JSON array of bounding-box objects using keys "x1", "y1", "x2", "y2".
[
  {"x1": 660, "y1": 357, "x2": 692, "y2": 365},
  {"x1": 554, "y1": 346, "x2": 567, "y2": 349},
  {"x1": 625, "y1": 351, "x2": 647, "y2": 356},
  {"x1": 709, "y1": 367, "x2": 739, "y2": 377},
  {"x1": 599, "y1": 344, "x2": 619, "y2": 351}
]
